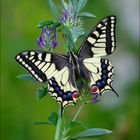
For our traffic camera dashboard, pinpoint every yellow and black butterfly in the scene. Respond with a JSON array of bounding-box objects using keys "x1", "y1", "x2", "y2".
[{"x1": 15, "y1": 15, "x2": 118, "y2": 110}]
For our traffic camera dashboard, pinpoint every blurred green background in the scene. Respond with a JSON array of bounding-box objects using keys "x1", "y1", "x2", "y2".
[{"x1": 1, "y1": 0, "x2": 139, "y2": 140}]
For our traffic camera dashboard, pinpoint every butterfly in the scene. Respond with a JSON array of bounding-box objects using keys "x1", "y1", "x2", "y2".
[{"x1": 15, "y1": 15, "x2": 118, "y2": 111}]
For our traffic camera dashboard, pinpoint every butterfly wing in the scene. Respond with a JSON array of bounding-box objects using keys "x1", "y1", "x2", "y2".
[
  {"x1": 82, "y1": 57, "x2": 118, "y2": 95},
  {"x1": 15, "y1": 50, "x2": 79, "y2": 109},
  {"x1": 78, "y1": 16, "x2": 117, "y2": 95},
  {"x1": 78, "y1": 16, "x2": 116, "y2": 58}
]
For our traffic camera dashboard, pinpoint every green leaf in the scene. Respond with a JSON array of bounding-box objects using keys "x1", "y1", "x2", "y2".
[
  {"x1": 74, "y1": 128, "x2": 112, "y2": 139},
  {"x1": 48, "y1": 112, "x2": 58, "y2": 126},
  {"x1": 67, "y1": 138, "x2": 76, "y2": 140},
  {"x1": 78, "y1": 0, "x2": 88, "y2": 12},
  {"x1": 33, "y1": 121, "x2": 54, "y2": 125},
  {"x1": 34, "y1": 113, "x2": 58, "y2": 126},
  {"x1": 37, "y1": 20, "x2": 54, "y2": 28},
  {"x1": 68, "y1": 0, "x2": 73, "y2": 10},
  {"x1": 58, "y1": 28, "x2": 62, "y2": 32},
  {"x1": 62, "y1": 0, "x2": 68, "y2": 10},
  {"x1": 17, "y1": 74, "x2": 35, "y2": 81},
  {"x1": 74, "y1": 47, "x2": 79, "y2": 54},
  {"x1": 64, "y1": 137, "x2": 76, "y2": 140},
  {"x1": 78, "y1": 12, "x2": 96, "y2": 18},
  {"x1": 36, "y1": 86, "x2": 48, "y2": 100},
  {"x1": 72, "y1": 0, "x2": 78, "y2": 14},
  {"x1": 49, "y1": 0, "x2": 59, "y2": 20},
  {"x1": 64, "y1": 26, "x2": 74, "y2": 51},
  {"x1": 70, "y1": 120, "x2": 87, "y2": 129},
  {"x1": 53, "y1": 21, "x2": 61, "y2": 28}
]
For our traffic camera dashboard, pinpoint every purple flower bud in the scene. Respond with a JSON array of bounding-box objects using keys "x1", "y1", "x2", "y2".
[
  {"x1": 71, "y1": 15, "x2": 75, "y2": 21},
  {"x1": 60, "y1": 9, "x2": 75, "y2": 25},
  {"x1": 42, "y1": 27, "x2": 46, "y2": 34},
  {"x1": 61, "y1": 13, "x2": 67, "y2": 24},
  {"x1": 52, "y1": 27, "x2": 56, "y2": 32},
  {"x1": 60, "y1": 18, "x2": 64, "y2": 24},
  {"x1": 37, "y1": 28, "x2": 46, "y2": 48},
  {"x1": 91, "y1": 93, "x2": 100, "y2": 104},
  {"x1": 37, "y1": 27, "x2": 58, "y2": 49},
  {"x1": 37, "y1": 36, "x2": 45, "y2": 48},
  {"x1": 50, "y1": 39, "x2": 58, "y2": 48},
  {"x1": 64, "y1": 11, "x2": 69, "y2": 21}
]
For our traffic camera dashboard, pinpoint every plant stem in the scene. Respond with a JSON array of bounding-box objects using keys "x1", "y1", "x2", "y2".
[
  {"x1": 72, "y1": 102, "x2": 85, "y2": 122},
  {"x1": 63, "y1": 102, "x2": 85, "y2": 138},
  {"x1": 54, "y1": 106, "x2": 63, "y2": 140}
]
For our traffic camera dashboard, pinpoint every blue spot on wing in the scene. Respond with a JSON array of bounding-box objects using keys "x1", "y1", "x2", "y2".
[
  {"x1": 55, "y1": 87, "x2": 59, "y2": 92},
  {"x1": 48, "y1": 77, "x2": 74, "y2": 103}
]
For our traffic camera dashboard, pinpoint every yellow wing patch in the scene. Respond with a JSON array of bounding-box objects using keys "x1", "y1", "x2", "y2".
[
  {"x1": 83, "y1": 58, "x2": 114, "y2": 94},
  {"x1": 86, "y1": 16, "x2": 116, "y2": 56}
]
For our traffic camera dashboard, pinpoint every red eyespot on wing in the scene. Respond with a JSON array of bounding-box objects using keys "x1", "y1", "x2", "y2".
[
  {"x1": 73, "y1": 92, "x2": 80, "y2": 99},
  {"x1": 90, "y1": 85, "x2": 99, "y2": 94}
]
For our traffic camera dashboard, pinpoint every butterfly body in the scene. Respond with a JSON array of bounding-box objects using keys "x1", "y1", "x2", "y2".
[
  {"x1": 16, "y1": 16, "x2": 118, "y2": 110},
  {"x1": 68, "y1": 51, "x2": 81, "y2": 80}
]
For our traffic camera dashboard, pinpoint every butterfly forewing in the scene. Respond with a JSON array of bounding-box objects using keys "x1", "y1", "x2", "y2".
[
  {"x1": 15, "y1": 50, "x2": 79, "y2": 109},
  {"x1": 78, "y1": 16, "x2": 116, "y2": 58}
]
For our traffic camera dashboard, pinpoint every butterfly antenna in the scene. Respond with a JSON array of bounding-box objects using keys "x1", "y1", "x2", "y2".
[{"x1": 111, "y1": 86, "x2": 119, "y2": 97}]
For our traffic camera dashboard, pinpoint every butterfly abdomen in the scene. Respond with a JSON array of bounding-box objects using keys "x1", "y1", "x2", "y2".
[{"x1": 69, "y1": 51, "x2": 81, "y2": 79}]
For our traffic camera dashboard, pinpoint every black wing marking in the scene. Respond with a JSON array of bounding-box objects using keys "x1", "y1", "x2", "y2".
[
  {"x1": 15, "y1": 50, "x2": 79, "y2": 109},
  {"x1": 82, "y1": 57, "x2": 118, "y2": 95},
  {"x1": 15, "y1": 50, "x2": 68, "y2": 82},
  {"x1": 78, "y1": 16, "x2": 116, "y2": 59}
]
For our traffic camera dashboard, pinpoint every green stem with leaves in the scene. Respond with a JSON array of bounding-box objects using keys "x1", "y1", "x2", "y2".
[
  {"x1": 72, "y1": 102, "x2": 85, "y2": 122},
  {"x1": 54, "y1": 106, "x2": 63, "y2": 140},
  {"x1": 62, "y1": 102, "x2": 85, "y2": 139}
]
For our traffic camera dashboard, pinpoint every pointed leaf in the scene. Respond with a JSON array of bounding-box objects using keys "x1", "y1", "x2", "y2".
[
  {"x1": 36, "y1": 86, "x2": 48, "y2": 100},
  {"x1": 78, "y1": 12, "x2": 96, "y2": 18},
  {"x1": 49, "y1": 0, "x2": 59, "y2": 20},
  {"x1": 66, "y1": 137, "x2": 76, "y2": 140},
  {"x1": 78, "y1": 0, "x2": 87, "y2": 12},
  {"x1": 37, "y1": 20, "x2": 54, "y2": 28},
  {"x1": 17, "y1": 74, "x2": 35, "y2": 81},
  {"x1": 64, "y1": 26, "x2": 74, "y2": 50},
  {"x1": 67, "y1": 138, "x2": 76, "y2": 140},
  {"x1": 53, "y1": 21, "x2": 61, "y2": 28},
  {"x1": 74, "y1": 128, "x2": 112, "y2": 139},
  {"x1": 72, "y1": 0, "x2": 78, "y2": 14},
  {"x1": 70, "y1": 120, "x2": 87, "y2": 129},
  {"x1": 33, "y1": 121, "x2": 54, "y2": 125},
  {"x1": 48, "y1": 112, "x2": 58, "y2": 126},
  {"x1": 62, "y1": 0, "x2": 68, "y2": 10},
  {"x1": 68, "y1": 0, "x2": 73, "y2": 10}
]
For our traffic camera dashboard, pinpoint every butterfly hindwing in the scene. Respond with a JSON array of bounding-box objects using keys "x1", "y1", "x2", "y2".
[
  {"x1": 78, "y1": 16, "x2": 116, "y2": 58},
  {"x1": 15, "y1": 50, "x2": 79, "y2": 108},
  {"x1": 48, "y1": 77, "x2": 78, "y2": 108},
  {"x1": 82, "y1": 57, "x2": 115, "y2": 94}
]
